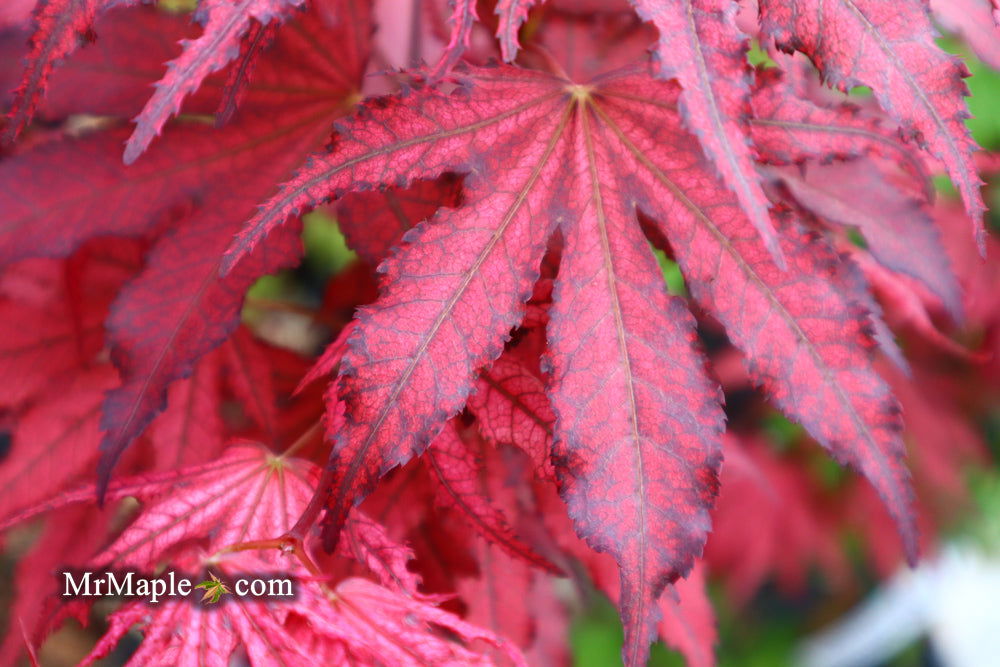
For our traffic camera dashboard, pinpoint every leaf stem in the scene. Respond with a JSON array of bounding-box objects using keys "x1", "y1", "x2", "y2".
[{"x1": 281, "y1": 418, "x2": 324, "y2": 459}]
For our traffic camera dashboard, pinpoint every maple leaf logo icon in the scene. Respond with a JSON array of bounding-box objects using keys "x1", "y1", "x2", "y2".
[{"x1": 194, "y1": 572, "x2": 231, "y2": 604}]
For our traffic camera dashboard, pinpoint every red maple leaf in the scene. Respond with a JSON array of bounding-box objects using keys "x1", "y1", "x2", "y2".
[
  {"x1": 0, "y1": 366, "x2": 117, "y2": 521},
  {"x1": 537, "y1": 481, "x2": 718, "y2": 667},
  {"x1": 748, "y1": 68, "x2": 932, "y2": 186},
  {"x1": 39, "y1": 439, "x2": 515, "y2": 665},
  {"x1": 469, "y1": 350, "x2": 557, "y2": 481},
  {"x1": 429, "y1": 0, "x2": 480, "y2": 81},
  {"x1": 706, "y1": 434, "x2": 850, "y2": 603},
  {"x1": 222, "y1": 56, "x2": 933, "y2": 662},
  {"x1": 456, "y1": 535, "x2": 562, "y2": 664},
  {"x1": 336, "y1": 173, "x2": 464, "y2": 267}
]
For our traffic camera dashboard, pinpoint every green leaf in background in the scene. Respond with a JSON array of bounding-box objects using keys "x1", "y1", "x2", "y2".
[
  {"x1": 572, "y1": 595, "x2": 683, "y2": 667},
  {"x1": 652, "y1": 248, "x2": 688, "y2": 298},
  {"x1": 936, "y1": 36, "x2": 1000, "y2": 149},
  {"x1": 302, "y1": 210, "x2": 356, "y2": 277}
]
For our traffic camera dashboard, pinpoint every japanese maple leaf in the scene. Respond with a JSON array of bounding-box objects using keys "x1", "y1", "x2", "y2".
[
  {"x1": 748, "y1": 69, "x2": 932, "y2": 187},
  {"x1": 0, "y1": 366, "x2": 117, "y2": 522},
  {"x1": 0, "y1": 240, "x2": 140, "y2": 409},
  {"x1": 146, "y1": 323, "x2": 287, "y2": 470},
  {"x1": 225, "y1": 61, "x2": 923, "y2": 665},
  {"x1": 0, "y1": 243, "x2": 151, "y2": 522},
  {"x1": 79, "y1": 554, "x2": 322, "y2": 667},
  {"x1": 882, "y1": 363, "x2": 987, "y2": 503},
  {"x1": 325, "y1": 577, "x2": 527, "y2": 666},
  {"x1": 429, "y1": 0, "x2": 480, "y2": 81},
  {"x1": 857, "y1": 254, "x2": 978, "y2": 361},
  {"x1": 0, "y1": 444, "x2": 316, "y2": 565},
  {"x1": 336, "y1": 174, "x2": 464, "y2": 267},
  {"x1": 538, "y1": 483, "x2": 717, "y2": 666},
  {"x1": 521, "y1": 571, "x2": 572, "y2": 665},
  {"x1": 73, "y1": 441, "x2": 523, "y2": 665},
  {"x1": 51, "y1": 441, "x2": 419, "y2": 583},
  {"x1": 147, "y1": 347, "x2": 227, "y2": 472},
  {"x1": 89, "y1": 444, "x2": 319, "y2": 570},
  {"x1": 758, "y1": 0, "x2": 986, "y2": 249},
  {"x1": 455, "y1": 536, "x2": 546, "y2": 664},
  {"x1": 0, "y1": 240, "x2": 294, "y2": 518},
  {"x1": 1, "y1": 0, "x2": 373, "y2": 487},
  {"x1": 469, "y1": 350, "x2": 556, "y2": 481}
]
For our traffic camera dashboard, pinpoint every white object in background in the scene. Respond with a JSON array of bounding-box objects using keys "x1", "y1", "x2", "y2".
[{"x1": 797, "y1": 545, "x2": 1000, "y2": 667}]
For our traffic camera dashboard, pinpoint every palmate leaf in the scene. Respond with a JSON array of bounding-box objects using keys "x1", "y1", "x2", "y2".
[
  {"x1": 538, "y1": 484, "x2": 718, "y2": 667},
  {"x1": 79, "y1": 554, "x2": 525, "y2": 665},
  {"x1": 456, "y1": 536, "x2": 538, "y2": 661},
  {"x1": 0, "y1": 367, "x2": 117, "y2": 522},
  {"x1": 0, "y1": 2, "x2": 995, "y2": 665},
  {"x1": 336, "y1": 174, "x2": 464, "y2": 267},
  {"x1": 0, "y1": 506, "x2": 112, "y2": 665},
  {"x1": 88, "y1": 444, "x2": 319, "y2": 570},
  {"x1": 325, "y1": 577, "x2": 526, "y2": 666},
  {"x1": 225, "y1": 62, "x2": 921, "y2": 665},
  {"x1": 0, "y1": 243, "x2": 134, "y2": 409},
  {"x1": 470, "y1": 350, "x2": 556, "y2": 481},
  {"x1": 55, "y1": 442, "x2": 517, "y2": 666},
  {"x1": 706, "y1": 434, "x2": 851, "y2": 604},
  {"x1": 0, "y1": 250, "x2": 291, "y2": 527}
]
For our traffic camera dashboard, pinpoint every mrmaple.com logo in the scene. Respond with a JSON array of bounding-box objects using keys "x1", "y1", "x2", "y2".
[{"x1": 60, "y1": 569, "x2": 295, "y2": 604}]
